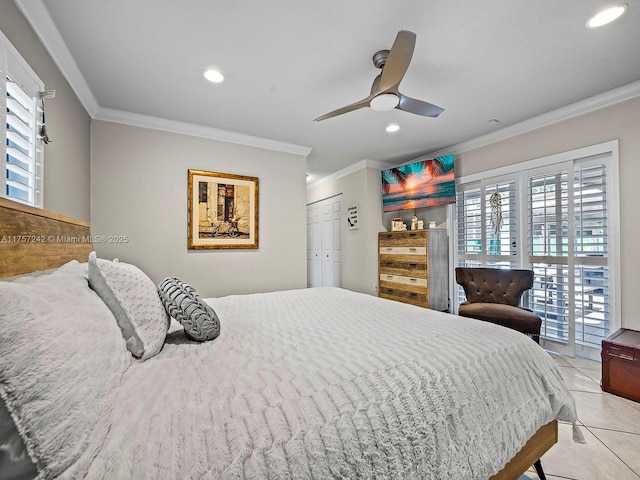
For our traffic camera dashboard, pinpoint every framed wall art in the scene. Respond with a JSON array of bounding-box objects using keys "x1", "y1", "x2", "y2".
[
  {"x1": 187, "y1": 169, "x2": 259, "y2": 249},
  {"x1": 346, "y1": 203, "x2": 359, "y2": 230}
]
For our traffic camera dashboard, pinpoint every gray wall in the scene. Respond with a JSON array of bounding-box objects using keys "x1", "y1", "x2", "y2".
[
  {"x1": 90, "y1": 120, "x2": 308, "y2": 297},
  {"x1": 0, "y1": 0, "x2": 91, "y2": 221},
  {"x1": 307, "y1": 164, "x2": 385, "y2": 295},
  {"x1": 455, "y1": 96, "x2": 640, "y2": 330},
  {"x1": 382, "y1": 204, "x2": 448, "y2": 233}
]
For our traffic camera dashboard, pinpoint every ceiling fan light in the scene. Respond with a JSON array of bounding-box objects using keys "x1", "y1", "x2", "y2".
[
  {"x1": 204, "y1": 69, "x2": 224, "y2": 83},
  {"x1": 370, "y1": 93, "x2": 400, "y2": 112},
  {"x1": 586, "y1": 4, "x2": 628, "y2": 28}
]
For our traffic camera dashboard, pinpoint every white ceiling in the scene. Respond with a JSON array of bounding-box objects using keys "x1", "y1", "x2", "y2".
[{"x1": 23, "y1": 0, "x2": 640, "y2": 181}]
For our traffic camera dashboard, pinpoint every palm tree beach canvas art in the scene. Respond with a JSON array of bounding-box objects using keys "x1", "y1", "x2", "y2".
[{"x1": 381, "y1": 153, "x2": 456, "y2": 212}]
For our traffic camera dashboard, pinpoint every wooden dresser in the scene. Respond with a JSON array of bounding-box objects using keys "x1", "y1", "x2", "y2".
[{"x1": 378, "y1": 229, "x2": 448, "y2": 310}]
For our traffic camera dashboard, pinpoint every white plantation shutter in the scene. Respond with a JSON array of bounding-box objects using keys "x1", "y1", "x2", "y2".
[
  {"x1": 456, "y1": 183, "x2": 482, "y2": 305},
  {"x1": 484, "y1": 180, "x2": 518, "y2": 262},
  {"x1": 527, "y1": 167, "x2": 572, "y2": 345},
  {"x1": 1, "y1": 32, "x2": 44, "y2": 207},
  {"x1": 525, "y1": 159, "x2": 611, "y2": 351},
  {"x1": 456, "y1": 178, "x2": 518, "y2": 265},
  {"x1": 456, "y1": 183, "x2": 482, "y2": 260},
  {"x1": 573, "y1": 161, "x2": 610, "y2": 348},
  {"x1": 454, "y1": 142, "x2": 618, "y2": 358},
  {"x1": 455, "y1": 177, "x2": 518, "y2": 305}
]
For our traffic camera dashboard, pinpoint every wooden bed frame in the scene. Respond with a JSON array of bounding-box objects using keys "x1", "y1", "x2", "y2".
[
  {"x1": 0, "y1": 197, "x2": 558, "y2": 478},
  {"x1": 491, "y1": 419, "x2": 557, "y2": 479},
  {"x1": 0, "y1": 198, "x2": 92, "y2": 278}
]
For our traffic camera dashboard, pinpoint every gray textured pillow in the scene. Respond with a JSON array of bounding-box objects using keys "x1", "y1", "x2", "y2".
[
  {"x1": 158, "y1": 277, "x2": 221, "y2": 342},
  {"x1": 88, "y1": 252, "x2": 170, "y2": 360}
]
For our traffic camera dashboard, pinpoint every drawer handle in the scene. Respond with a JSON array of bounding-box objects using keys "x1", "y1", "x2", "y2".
[
  {"x1": 409, "y1": 293, "x2": 417, "y2": 297},
  {"x1": 409, "y1": 233, "x2": 417, "y2": 237},
  {"x1": 386, "y1": 247, "x2": 393, "y2": 252},
  {"x1": 409, "y1": 263, "x2": 417, "y2": 267},
  {"x1": 409, "y1": 278, "x2": 417, "y2": 283},
  {"x1": 613, "y1": 353, "x2": 634, "y2": 360},
  {"x1": 386, "y1": 275, "x2": 393, "y2": 279},
  {"x1": 409, "y1": 247, "x2": 417, "y2": 252}
]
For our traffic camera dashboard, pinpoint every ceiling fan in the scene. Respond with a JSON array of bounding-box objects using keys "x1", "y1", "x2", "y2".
[{"x1": 314, "y1": 30, "x2": 444, "y2": 121}]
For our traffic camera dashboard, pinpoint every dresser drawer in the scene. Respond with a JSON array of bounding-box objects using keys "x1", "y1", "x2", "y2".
[
  {"x1": 379, "y1": 260, "x2": 427, "y2": 277},
  {"x1": 378, "y1": 229, "x2": 447, "y2": 311},
  {"x1": 379, "y1": 231, "x2": 428, "y2": 247},
  {"x1": 379, "y1": 246, "x2": 427, "y2": 256},
  {"x1": 379, "y1": 284, "x2": 428, "y2": 308},
  {"x1": 379, "y1": 274, "x2": 427, "y2": 287}
]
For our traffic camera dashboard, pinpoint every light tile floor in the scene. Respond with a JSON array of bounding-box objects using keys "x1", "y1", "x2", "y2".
[{"x1": 522, "y1": 353, "x2": 640, "y2": 480}]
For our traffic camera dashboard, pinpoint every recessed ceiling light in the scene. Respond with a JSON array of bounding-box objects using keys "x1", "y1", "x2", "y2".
[
  {"x1": 386, "y1": 123, "x2": 400, "y2": 133},
  {"x1": 204, "y1": 69, "x2": 224, "y2": 83},
  {"x1": 586, "y1": 4, "x2": 628, "y2": 28}
]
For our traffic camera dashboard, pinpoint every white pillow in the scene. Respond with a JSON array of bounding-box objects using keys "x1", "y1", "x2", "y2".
[
  {"x1": 0, "y1": 260, "x2": 130, "y2": 478},
  {"x1": 88, "y1": 252, "x2": 169, "y2": 360}
]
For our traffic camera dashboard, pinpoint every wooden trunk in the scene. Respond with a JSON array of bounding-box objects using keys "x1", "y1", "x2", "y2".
[{"x1": 602, "y1": 328, "x2": 640, "y2": 403}]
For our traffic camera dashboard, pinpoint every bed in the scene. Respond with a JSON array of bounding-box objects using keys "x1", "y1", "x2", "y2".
[{"x1": 0, "y1": 200, "x2": 580, "y2": 480}]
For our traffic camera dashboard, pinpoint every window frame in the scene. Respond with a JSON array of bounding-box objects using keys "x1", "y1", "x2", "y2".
[
  {"x1": 452, "y1": 140, "x2": 621, "y2": 359},
  {"x1": 0, "y1": 30, "x2": 45, "y2": 208}
]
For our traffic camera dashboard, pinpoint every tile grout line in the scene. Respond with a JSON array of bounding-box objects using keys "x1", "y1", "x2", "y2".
[
  {"x1": 567, "y1": 363, "x2": 640, "y2": 478},
  {"x1": 585, "y1": 425, "x2": 640, "y2": 436},
  {"x1": 583, "y1": 425, "x2": 640, "y2": 478},
  {"x1": 549, "y1": 354, "x2": 640, "y2": 479}
]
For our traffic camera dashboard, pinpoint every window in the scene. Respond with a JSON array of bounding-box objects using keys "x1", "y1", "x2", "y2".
[
  {"x1": 1, "y1": 31, "x2": 44, "y2": 207},
  {"x1": 456, "y1": 177, "x2": 518, "y2": 304},
  {"x1": 454, "y1": 142, "x2": 619, "y2": 359}
]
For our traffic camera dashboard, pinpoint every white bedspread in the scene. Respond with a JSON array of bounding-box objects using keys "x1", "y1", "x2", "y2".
[{"x1": 68, "y1": 287, "x2": 577, "y2": 480}]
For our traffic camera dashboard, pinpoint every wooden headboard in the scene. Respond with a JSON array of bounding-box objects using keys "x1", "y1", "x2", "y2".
[{"x1": 0, "y1": 198, "x2": 92, "y2": 278}]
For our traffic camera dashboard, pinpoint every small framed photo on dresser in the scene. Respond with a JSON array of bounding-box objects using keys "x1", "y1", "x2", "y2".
[{"x1": 391, "y1": 218, "x2": 404, "y2": 231}]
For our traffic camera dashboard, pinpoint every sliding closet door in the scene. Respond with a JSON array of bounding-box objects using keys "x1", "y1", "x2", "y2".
[{"x1": 307, "y1": 195, "x2": 342, "y2": 288}]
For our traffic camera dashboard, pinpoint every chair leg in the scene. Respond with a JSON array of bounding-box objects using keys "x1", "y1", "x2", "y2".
[{"x1": 533, "y1": 459, "x2": 546, "y2": 480}]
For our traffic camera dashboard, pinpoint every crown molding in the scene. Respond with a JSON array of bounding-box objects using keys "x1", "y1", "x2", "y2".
[
  {"x1": 15, "y1": 1, "x2": 640, "y2": 168},
  {"x1": 15, "y1": 0, "x2": 311, "y2": 157},
  {"x1": 309, "y1": 80, "x2": 640, "y2": 185},
  {"x1": 307, "y1": 158, "x2": 395, "y2": 188},
  {"x1": 14, "y1": 0, "x2": 99, "y2": 116},
  {"x1": 94, "y1": 107, "x2": 313, "y2": 157},
  {"x1": 426, "y1": 79, "x2": 640, "y2": 158}
]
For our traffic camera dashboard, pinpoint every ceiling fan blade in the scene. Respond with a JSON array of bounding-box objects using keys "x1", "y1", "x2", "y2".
[
  {"x1": 397, "y1": 93, "x2": 444, "y2": 117},
  {"x1": 377, "y1": 30, "x2": 416, "y2": 92},
  {"x1": 314, "y1": 95, "x2": 373, "y2": 121},
  {"x1": 370, "y1": 74, "x2": 382, "y2": 95}
]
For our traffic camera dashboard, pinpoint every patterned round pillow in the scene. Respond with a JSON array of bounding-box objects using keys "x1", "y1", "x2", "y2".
[{"x1": 157, "y1": 277, "x2": 220, "y2": 342}]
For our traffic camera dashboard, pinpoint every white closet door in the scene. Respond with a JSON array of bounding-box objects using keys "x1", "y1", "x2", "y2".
[
  {"x1": 307, "y1": 195, "x2": 342, "y2": 288},
  {"x1": 307, "y1": 203, "x2": 322, "y2": 287}
]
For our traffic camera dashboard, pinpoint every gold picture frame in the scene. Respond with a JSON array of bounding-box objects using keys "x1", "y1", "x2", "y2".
[{"x1": 188, "y1": 169, "x2": 259, "y2": 249}]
